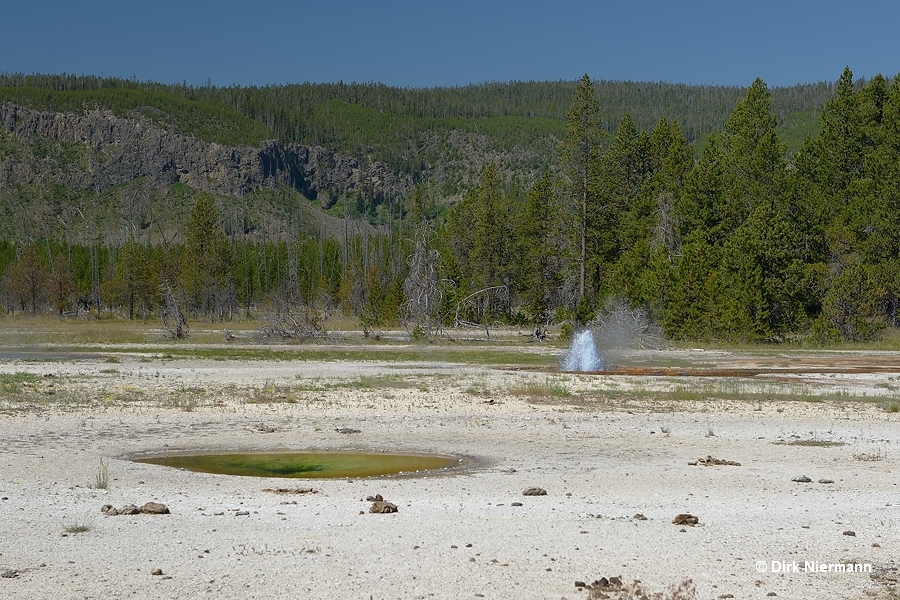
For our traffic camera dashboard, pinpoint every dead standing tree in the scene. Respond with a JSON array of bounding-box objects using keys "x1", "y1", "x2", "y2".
[
  {"x1": 401, "y1": 222, "x2": 443, "y2": 340},
  {"x1": 256, "y1": 296, "x2": 328, "y2": 342},
  {"x1": 160, "y1": 282, "x2": 189, "y2": 339}
]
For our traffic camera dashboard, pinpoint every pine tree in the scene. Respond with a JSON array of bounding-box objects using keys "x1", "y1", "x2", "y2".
[
  {"x1": 518, "y1": 171, "x2": 564, "y2": 321},
  {"x1": 560, "y1": 74, "x2": 605, "y2": 302},
  {"x1": 105, "y1": 235, "x2": 159, "y2": 320},
  {"x1": 181, "y1": 194, "x2": 235, "y2": 319},
  {"x1": 7, "y1": 244, "x2": 50, "y2": 314}
]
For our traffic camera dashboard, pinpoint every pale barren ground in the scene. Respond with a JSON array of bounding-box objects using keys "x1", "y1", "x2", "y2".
[{"x1": 0, "y1": 334, "x2": 898, "y2": 600}]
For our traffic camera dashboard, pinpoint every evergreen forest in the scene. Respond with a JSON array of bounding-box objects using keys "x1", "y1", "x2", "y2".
[{"x1": 1, "y1": 67, "x2": 898, "y2": 344}]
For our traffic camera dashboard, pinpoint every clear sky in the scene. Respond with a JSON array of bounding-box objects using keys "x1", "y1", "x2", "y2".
[{"x1": 3, "y1": 1, "x2": 898, "y2": 89}]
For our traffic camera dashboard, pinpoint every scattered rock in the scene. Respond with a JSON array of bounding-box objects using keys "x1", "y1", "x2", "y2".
[
  {"x1": 696, "y1": 455, "x2": 741, "y2": 466},
  {"x1": 576, "y1": 576, "x2": 688, "y2": 599},
  {"x1": 873, "y1": 543, "x2": 881, "y2": 548},
  {"x1": 792, "y1": 475, "x2": 812, "y2": 483},
  {"x1": 335, "y1": 427, "x2": 361, "y2": 434},
  {"x1": 501, "y1": 468, "x2": 517, "y2": 474},
  {"x1": 511, "y1": 502, "x2": 523, "y2": 507},
  {"x1": 718, "y1": 595, "x2": 734, "y2": 599},
  {"x1": 235, "y1": 511, "x2": 250, "y2": 517},
  {"x1": 687, "y1": 461, "x2": 698, "y2": 466},
  {"x1": 263, "y1": 487, "x2": 318, "y2": 495},
  {"x1": 369, "y1": 500, "x2": 398, "y2": 514},
  {"x1": 255, "y1": 425, "x2": 276, "y2": 433},
  {"x1": 140, "y1": 502, "x2": 170, "y2": 515},
  {"x1": 672, "y1": 513, "x2": 699, "y2": 526},
  {"x1": 818, "y1": 479, "x2": 834, "y2": 484},
  {"x1": 1, "y1": 569, "x2": 19, "y2": 579},
  {"x1": 366, "y1": 494, "x2": 384, "y2": 502},
  {"x1": 633, "y1": 513, "x2": 648, "y2": 521},
  {"x1": 150, "y1": 568, "x2": 163, "y2": 576},
  {"x1": 843, "y1": 530, "x2": 856, "y2": 536},
  {"x1": 522, "y1": 487, "x2": 547, "y2": 496},
  {"x1": 101, "y1": 503, "x2": 140, "y2": 516},
  {"x1": 767, "y1": 593, "x2": 777, "y2": 597}
]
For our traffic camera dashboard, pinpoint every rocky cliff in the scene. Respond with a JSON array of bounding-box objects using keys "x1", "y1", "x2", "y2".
[{"x1": 0, "y1": 102, "x2": 413, "y2": 207}]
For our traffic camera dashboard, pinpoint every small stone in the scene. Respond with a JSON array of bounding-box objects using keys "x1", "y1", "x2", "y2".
[
  {"x1": 511, "y1": 502, "x2": 523, "y2": 507},
  {"x1": 120, "y1": 504, "x2": 140, "y2": 515},
  {"x1": 365, "y1": 494, "x2": 383, "y2": 502},
  {"x1": 1, "y1": 569, "x2": 19, "y2": 579},
  {"x1": 369, "y1": 500, "x2": 398, "y2": 514},
  {"x1": 575, "y1": 581, "x2": 587, "y2": 588},
  {"x1": 522, "y1": 487, "x2": 547, "y2": 496},
  {"x1": 633, "y1": 513, "x2": 648, "y2": 521},
  {"x1": 335, "y1": 427, "x2": 361, "y2": 434},
  {"x1": 140, "y1": 502, "x2": 169, "y2": 515},
  {"x1": 150, "y1": 568, "x2": 163, "y2": 576},
  {"x1": 818, "y1": 479, "x2": 834, "y2": 484},
  {"x1": 767, "y1": 593, "x2": 777, "y2": 597},
  {"x1": 672, "y1": 513, "x2": 699, "y2": 526},
  {"x1": 792, "y1": 475, "x2": 812, "y2": 483},
  {"x1": 718, "y1": 595, "x2": 734, "y2": 599},
  {"x1": 843, "y1": 530, "x2": 856, "y2": 536},
  {"x1": 235, "y1": 511, "x2": 250, "y2": 516},
  {"x1": 872, "y1": 542, "x2": 881, "y2": 548}
]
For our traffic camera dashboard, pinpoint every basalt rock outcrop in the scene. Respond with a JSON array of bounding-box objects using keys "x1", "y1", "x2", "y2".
[{"x1": 0, "y1": 102, "x2": 412, "y2": 208}]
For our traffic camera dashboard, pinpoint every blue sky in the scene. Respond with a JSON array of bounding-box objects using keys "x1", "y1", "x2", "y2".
[{"x1": 3, "y1": 1, "x2": 898, "y2": 88}]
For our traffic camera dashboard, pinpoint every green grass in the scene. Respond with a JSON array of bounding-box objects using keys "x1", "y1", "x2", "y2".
[
  {"x1": 131, "y1": 344, "x2": 556, "y2": 367},
  {"x1": 63, "y1": 524, "x2": 91, "y2": 534},
  {"x1": 92, "y1": 459, "x2": 109, "y2": 489},
  {"x1": 780, "y1": 439, "x2": 846, "y2": 447},
  {"x1": 0, "y1": 372, "x2": 42, "y2": 394},
  {"x1": 508, "y1": 380, "x2": 572, "y2": 398}
]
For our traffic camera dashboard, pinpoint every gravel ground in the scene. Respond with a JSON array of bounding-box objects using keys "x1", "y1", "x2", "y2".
[{"x1": 1, "y1": 349, "x2": 898, "y2": 600}]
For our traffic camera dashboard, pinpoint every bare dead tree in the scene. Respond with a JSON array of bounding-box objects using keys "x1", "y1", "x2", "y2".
[
  {"x1": 401, "y1": 222, "x2": 443, "y2": 340},
  {"x1": 587, "y1": 298, "x2": 667, "y2": 350},
  {"x1": 160, "y1": 281, "x2": 189, "y2": 339},
  {"x1": 256, "y1": 296, "x2": 328, "y2": 342}
]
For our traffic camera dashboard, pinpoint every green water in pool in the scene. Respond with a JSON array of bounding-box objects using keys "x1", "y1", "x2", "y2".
[{"x1": 134, "y1": 451, "x2": 459, "y2": 478}]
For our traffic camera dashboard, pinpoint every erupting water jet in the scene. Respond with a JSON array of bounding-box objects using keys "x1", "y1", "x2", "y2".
[{"x1": 561, "y1": 330, "x2": 603, "y2": 372}]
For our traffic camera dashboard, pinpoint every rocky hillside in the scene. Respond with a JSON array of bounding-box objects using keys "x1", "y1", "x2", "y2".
[
  {"x1": 0, "y1": 102, "x2": 414, "y2": 203},
  {"x1": 0, "y1": 102, "x2": 413, "y2": 243}
]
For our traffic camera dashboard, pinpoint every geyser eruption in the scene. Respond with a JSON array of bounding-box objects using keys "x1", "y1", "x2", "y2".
[{"x1": 561, "y1": 330, "x2": 603, "y2": 372}]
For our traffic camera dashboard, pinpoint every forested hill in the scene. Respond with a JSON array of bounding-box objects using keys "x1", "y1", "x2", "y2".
[
  {"x1": 0, "y1": 73, "x2": 835, "y2": 187},
  {"x1": 6, "y1": 69, "x2": 900, "y2": 345}
]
